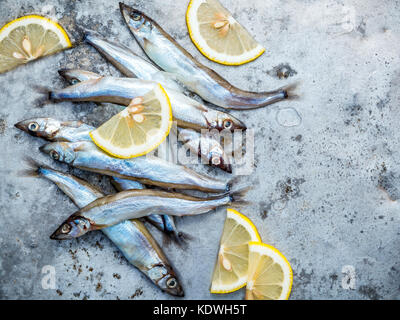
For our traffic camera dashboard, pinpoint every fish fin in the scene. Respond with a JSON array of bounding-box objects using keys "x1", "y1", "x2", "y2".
[
  {"x1": 161, "y1": 232, "x2": 172, "y2": 247},
  {"x1": 229, "y1": 185, "x2": 252, "y2": 207},
  {"x1": 161, "y1": 230, "x2": 192, "y2": 248}
]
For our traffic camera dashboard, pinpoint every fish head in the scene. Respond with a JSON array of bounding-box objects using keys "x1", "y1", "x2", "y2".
[
  {"x1": 120, "y1": 3, "x2": 153, "y2": 43},
  {"x1": 209, "y1": 148, "x2": 232, "y2": 173},
  {"x1": 40, "y1": 142, "x2": 77, "y2": 164},
  {"x1": 50, "y1": 216, "x2": 92, "y2": 240},
  {"x1": 158, "y1": 271, "x2": 184, "y2": 297},
  {"x1": 15, "y1": 118, "x2": 62, "y2": 140},
  {"x1": 215, "y1": 114, "x2": 247, "y2": 132},
  {"x1": 58, "y1": 69, "x2": 101, "y2": 84}
]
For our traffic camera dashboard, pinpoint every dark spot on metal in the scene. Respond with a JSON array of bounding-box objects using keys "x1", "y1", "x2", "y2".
[
  {"x1": 0, "y1": 119, "x2": 6, "y2": 135},
  {"x1": 267, "y1": 63, "x2": 297, "y2": 79},
  {"x1": 130, "y1": 288, "x2": 143, "y2": 299},
  {"x1": 95, "y1": 282, "x2": 102, "y2": 292},
  {"x1": 358, "y1": 285, "x2": 382, "y2": 300}
]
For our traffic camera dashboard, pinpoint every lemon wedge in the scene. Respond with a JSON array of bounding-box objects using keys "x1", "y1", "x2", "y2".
[
  {"x1": 90, "y1": 84, "x2": 172, "y2": 159},
  {"x1": 0, "y1": 15, "x2": 71, "y2": 74},
  {"x1": 186, "y1": 0, "x2": 265, "y2": 65},
  {"x1": 246, "y1": 242, "x2": 293, "y2": 300},
  {"x1": 210, "y1": 208, "x2": 261, "y2": 293}
]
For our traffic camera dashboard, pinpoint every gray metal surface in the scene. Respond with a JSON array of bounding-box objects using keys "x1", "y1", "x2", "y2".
[{"x1": 0, "y1": 0, "x2": 399, "y2": 300}]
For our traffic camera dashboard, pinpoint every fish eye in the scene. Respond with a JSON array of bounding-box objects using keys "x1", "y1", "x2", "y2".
[
  {"x1": 211, "y1": 156, "x2": 221, "y2": 165},
  {"x1": 132, "y1": 13, "x2": 141, "y2": 21},
  {"x1": 49, "y1": 150, "x2": 59, "y2": 160},
  {"x1": 70, "y1": 78, "x2": 79, "y2": 85},
  {"x1": 223, "y1": 120, "x2": 232, "y2": 129},
  {"x1": 166, "y1": 278, "x2": 177, "y2": 288},
  {"x1": 28, "y1": 122, "x2": 39, "y2": 131},
  {"x1": 61, "y1": 224, "x2": 71, "y2": 234}
]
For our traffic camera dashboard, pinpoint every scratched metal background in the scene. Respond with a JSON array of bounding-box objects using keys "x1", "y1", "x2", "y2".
[{"x1": 0, "y1": 0, "x2": 399, "y2": 300}]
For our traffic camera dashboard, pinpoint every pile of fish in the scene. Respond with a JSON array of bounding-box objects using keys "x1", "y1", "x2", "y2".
[{"x1": 15, "y1": 3, "x2": 294, "y2": 297}]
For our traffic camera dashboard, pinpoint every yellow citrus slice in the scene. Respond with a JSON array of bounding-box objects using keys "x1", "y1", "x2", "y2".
[
  {"x1": 90, "y1": 84, "x2": 172, "y2": 159},
  {"x1": 210, "y1": 208, "x2": 261, "y2": 293},
  {"x1": 0, "y1": 15, "x2": 71, "y2": 74},
  {"x1": 186, "y1": 0, "x2": 265, "y2": 65},
  {"x1": 246, "y1": 242, "x2": 293, "y2": 300}
]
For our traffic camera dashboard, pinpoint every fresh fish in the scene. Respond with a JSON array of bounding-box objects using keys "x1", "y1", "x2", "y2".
[
  {"x1": 50, "y1": 186, "x2": 246, "y2": 239},
  {"x1": 25, "y1": 163, "x2": 183, "y2": 296},
  {"x1": 14, "y1": 118, "x2": 187, "y2": 243},
  {"x1": 111, "y1": 177, "x2": 189, "y2": 245},
  {"x1": 177, "y1": 128, "x2": 232, "y2": 173},
  {"x1": 14, "y1": 118, "x2": 92, "y2": 142},
  {"x1": 119, "y1": 3, "x2": 294, "y2": 110},
  {"x1": 58, "y1": 69, "x2": 102, "y2": 84},
  {"x1": 84, "y1": 31, "x2": 184, "y2": 92},
  {"x1": 52, "y1": 72, "x2": 246, "y2": 132},
  {"x1": 39, "y1": 140, "x2": 230, "y2": 192}
]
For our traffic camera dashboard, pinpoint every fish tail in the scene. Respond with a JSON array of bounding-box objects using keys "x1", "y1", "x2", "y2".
[
  {"x1": 279, "y1": 81, "x2": 300, "y2": 100},
  {"x1": 226, "y1": 175, "x2": 242, "y2": 192},
  {"x1": 32, "y1": 85, "x2": 52, "y2": 107},
  {"x1": 229, "y1": 186, "x2": 251, "y2": 206},
  {"x1": 18, "y1": 157, "x2": 47, "y2": 178},
  {"x1": 172, "y1": 231, "x2": 193, "y2": 248}
]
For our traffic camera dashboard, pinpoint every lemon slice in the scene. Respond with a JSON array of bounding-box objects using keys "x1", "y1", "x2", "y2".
[
  {"x1": 186, "y1": 0, "x2": 265, "y2": 65},
  {"x1": 90, "y1": 84, "x2": 172, "y2": 159},
  {"x1": 0, "y1": 15, "x2": 71, "y2": 74},
  {"x1": 246, "y1": 242, "x2": 293, "y2": 300},
  {"x1": 210, "y1": 208, "x2": 261, "y2": 293}
]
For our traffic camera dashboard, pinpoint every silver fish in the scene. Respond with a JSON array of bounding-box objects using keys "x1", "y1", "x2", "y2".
[
  {"x1": 50, "y1": 187, "x2": 246, "y2": 239},
  {"x1": 14, "y1": 118, "x2": 92, "y2": 142},
  {"x1": 119, "y1": 3, "x2": 293, "y2": 110},
  {"x1": 28, "y1": 164, "x2": 183, "y2": 296},
  {"x1": 51, "y1": 72, "x2": 246, "y2": 132},
  {"x1": 15, "y1": 118, "x2": 186, "y2": 242},
  {"x1": 39, "y1": 140, "x2": 230, "y2": 192},
  {"x1": 177, "y1": 128, "x2": 232, "y2": 173},
  {"x1": 84, "y1": 30, "x2": 184, "y2": 92},
  {"x1": 111, "y1": 177, "x2": 187, "y2": 244}
]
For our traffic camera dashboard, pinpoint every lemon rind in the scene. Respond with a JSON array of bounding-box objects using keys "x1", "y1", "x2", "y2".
[
  {"x1": 90, "y1": 84, "x2": 173, "y2": 159},
  {"x1": 247, "y1": 242, "x2": 293, "y2": 300},
  {"x1": 186, "y1": 0, "x2": 265, "y2": 66},
  {"x1": 0, "y1": 15, "x2": 71, "y2": 47},
  {"x1": 210, "y1": 281, "x2": 246, "y2": 294},
  {"x1": 227, "y1": 208, "x2": 262, "y2": 242}
]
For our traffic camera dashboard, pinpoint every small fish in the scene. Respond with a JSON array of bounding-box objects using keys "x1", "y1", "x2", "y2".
[
  {"x1": 15, "y1": 118, "x2": 184, "y2": 241},
  {"x1": 24, "y1": 162, "x2": 183, "y2": 296},
  {"x1": 14, "y1": 118, "x2": 92, "y2": 142},
  {"x1": 50, "y1": 187, "x2": 247, "y2": 239},
  {"x1": 52, "y1": 71, "x2": 246, "y2": 132},
  {"x1": 120, "y1": 3, "x2": 295, "y2": 110},
  {"x1": 39, "y1": 140, "x2": 231, "y2": 192},
  {"x1": 111, "y1": 177, "x2": 190, "y2": 245},
  {"x1": 177, "y1": 128, "x2": 232, "y2": 173},
  {"x1": 84, "y1": 30, "x2": 184, "y2": 92}
]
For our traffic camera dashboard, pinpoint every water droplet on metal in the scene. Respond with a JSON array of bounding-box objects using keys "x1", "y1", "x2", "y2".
[
  {"x1": 272, "y1": 198, "x2": 287, "y2": 211},
  {"x1": 276, "y1": 107, "x2": 302, "y2": 127}
]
